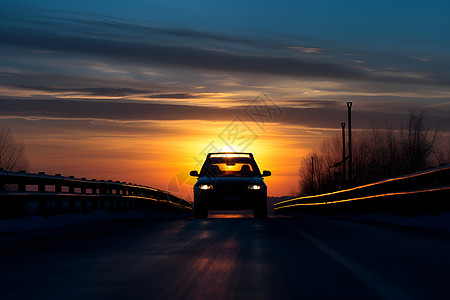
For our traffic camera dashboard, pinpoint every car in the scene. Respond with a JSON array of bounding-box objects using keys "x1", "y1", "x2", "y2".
[{"x1": 190, "y1": 152, "x2": 271, "y2": 219}]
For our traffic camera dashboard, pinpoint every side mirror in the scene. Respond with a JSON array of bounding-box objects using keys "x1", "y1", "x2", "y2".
[
  {"x1": 262, "y1": 170, "x2": 271, "y2": 177},
  {"x1": 190, "y1": 170, "x2": 199, "y2": 177}
]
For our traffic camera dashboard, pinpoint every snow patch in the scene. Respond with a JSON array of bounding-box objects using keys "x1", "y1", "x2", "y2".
[{"x1": 0, "y1": 210, "x2": 188, "y2": 233}]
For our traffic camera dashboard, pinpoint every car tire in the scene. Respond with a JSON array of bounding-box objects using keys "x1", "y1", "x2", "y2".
[
  {"x1": 193, "y1": 205, "x2": 208, "y2": 219},
  {"x1": 253, "y1": 200, "x2": 267, "y2": 218}
]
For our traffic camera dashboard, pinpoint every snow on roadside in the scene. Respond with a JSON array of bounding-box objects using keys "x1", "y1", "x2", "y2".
[
  {"x1": 348, "y1": 212, "x2": 450, "y2": 232},
  {"x1": 0, "y1": 210, "x2": 188, "y2": 233}
]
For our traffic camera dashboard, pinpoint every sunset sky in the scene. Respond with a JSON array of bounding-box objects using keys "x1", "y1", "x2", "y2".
[{"x1": 1, "y1": 1, "x2": 449, "y2": 200}]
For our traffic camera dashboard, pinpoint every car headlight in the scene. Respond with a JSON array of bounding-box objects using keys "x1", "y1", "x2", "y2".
[
  {"x1": 199, "y1": 184, "x2": 214, "y2": 190},
  {"x1": 248, "y1": 184, "x2": 261, "y2": 190}
]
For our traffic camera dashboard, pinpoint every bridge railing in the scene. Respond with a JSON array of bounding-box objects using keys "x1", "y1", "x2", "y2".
[
  {"x1": 0, "y1": 170, "x2": 191, "y2": 219},
  {"x1": 274, "y1": 164, "x2": 450, "y2": 216}
]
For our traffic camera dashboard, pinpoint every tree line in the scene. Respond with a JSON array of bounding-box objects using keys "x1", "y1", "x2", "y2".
[{"x1": 298, "y1": 111, "x2": 449, "y2": 196}]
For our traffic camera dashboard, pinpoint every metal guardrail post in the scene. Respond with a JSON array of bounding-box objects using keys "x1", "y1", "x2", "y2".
[
  {"x1": 69, "y1": 198, "x2": 75, "y2": 213},
  {"x1": 91, "y1": 198, "x2": 98, "y2": 211},
  {"x1": 81, "y1": 198, "x2": 87, "y2": 214},
  {"x1": 18, "y1": 182, "x2": 26, "y2": 191}
]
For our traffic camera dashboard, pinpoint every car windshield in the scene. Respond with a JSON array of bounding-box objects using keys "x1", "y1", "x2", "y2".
[{"x1": 201, "y1": 158, "x2": 261, "y2": 177}]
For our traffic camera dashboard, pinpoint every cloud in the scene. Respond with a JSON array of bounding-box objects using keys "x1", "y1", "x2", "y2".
[
  {"x1": 2, "y1": 11, "x2": 449, "y2": 88},
  {"x1": 286, "y1": 46, "x2": 324, "y2": 53},
  {"x1": 0, "y1": 98, "x2": 235, "y2": 122},
  {"x1": 3, "y1": 98, "x2": 446, "y2": 130},
  {"x1": 1, "y1": 27, "x2": 363, "y2": 79},
  {"x1": 147, "y1": 93, "x2": 198, "y2": 99},
  {"x1": 14, "y1": 85, "x2": 157, "y2": 97},
  {"x1": 410, "y1": 56, "x2": 432, "y2": 62},
  {"x1": 283, "y1": 99, "x2": 341, "y2": 108}
]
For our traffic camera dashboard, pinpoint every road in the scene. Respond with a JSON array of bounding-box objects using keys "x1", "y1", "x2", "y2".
[{"x1": 1, "y1": 214, "x2": 450, "y2": 300}]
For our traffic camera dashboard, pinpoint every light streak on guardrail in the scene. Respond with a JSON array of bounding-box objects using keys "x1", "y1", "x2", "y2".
[{"x1": 274, "y1": 165, "x2": 450, "y2": 216}]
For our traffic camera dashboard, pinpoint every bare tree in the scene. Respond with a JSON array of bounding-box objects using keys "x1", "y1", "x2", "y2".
[
  {"x1": 298, "y1": 111, "x2": 442, "y2": 196},
  {"x1": 432, "y1": 138, "x2": 450, "y2": 166},
  {"x1": 298, "y1": 137, "x2": 343, "y2": 195},
  {"x1": 299, "y1": 154, "x2": 316, "y2": 195},
  {"x1": 400, "y1": 111, "x2": 438, "y2": 174},
  {"x1": 0, "y1": 127, "x2": 29, "y2": 172}
]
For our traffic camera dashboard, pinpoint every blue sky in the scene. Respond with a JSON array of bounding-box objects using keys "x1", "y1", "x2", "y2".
[
  {"x1": 1, "y1": 0, "x2": 449, "y2": 196},
  {"x1": 4, "y1": 0, "x2": 449, "y2": 52}
]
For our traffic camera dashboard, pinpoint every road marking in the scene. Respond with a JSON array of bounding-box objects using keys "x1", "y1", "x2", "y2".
[{"x1": 278, "y1": 219, "x2": 414, "y2": 300}]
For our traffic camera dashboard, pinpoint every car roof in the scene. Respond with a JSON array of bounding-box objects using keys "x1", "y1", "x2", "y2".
[{"x1": 207, "y1": 152, "x2": 254, "y2": 159}]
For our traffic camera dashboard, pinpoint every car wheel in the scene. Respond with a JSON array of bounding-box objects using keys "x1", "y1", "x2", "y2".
[
  {"x1": 253, "y1": 201, "x2": 267, "y2": 218},
  {"x1": 193, "y1": 204, "x2": 208, "y2": 219}
]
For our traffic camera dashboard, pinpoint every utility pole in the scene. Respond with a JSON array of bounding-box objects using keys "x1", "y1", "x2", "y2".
[
  {"x1": 347, "y1": 102, "x2": 353, "y2": 183},
  {"x1": 341, "y1": 122, "x2": 346, "y2": 185},
  {"x1": 311, "y1": 156, "x2": 315, "y2": 193}
]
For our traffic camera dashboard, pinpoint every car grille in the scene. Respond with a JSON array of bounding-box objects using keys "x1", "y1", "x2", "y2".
[{"x1": 214, "y1": 184, "x2": 247, "y2": 195}]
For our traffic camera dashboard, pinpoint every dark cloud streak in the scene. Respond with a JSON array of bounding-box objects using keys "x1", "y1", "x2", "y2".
[
  {"x1": 147, "y1": 93, "x2": 198, "y2": 99},
  {"x1": 2, "y1": 28, "x2": 360, "y2": 79},
  {"x1": 4, "y1": 25, "x2": 448, "y2": 87},
  {"x1": 2, "y1": 98, "x2": 445, "y2": 130},
  {"x1": 2, "y1": 8, "x2": 450, "y2": 88},
  {"x1": 14, "y1": 85, "x2": 157, "y2": 97}
]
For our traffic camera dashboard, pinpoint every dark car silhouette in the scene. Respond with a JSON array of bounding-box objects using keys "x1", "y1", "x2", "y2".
[{"x1": 190, "y1": 152, "x2": 271, "y2": 218}]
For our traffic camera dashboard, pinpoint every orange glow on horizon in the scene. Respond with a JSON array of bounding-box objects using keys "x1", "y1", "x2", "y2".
[{"x1": 8, "y1": 118, "x2": 331, "y2": 201}]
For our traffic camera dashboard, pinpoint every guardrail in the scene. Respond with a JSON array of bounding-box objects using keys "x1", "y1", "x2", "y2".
[
  {"x1": 274, "y1": 164, "x2": 450, "y2": 216},
  {"x1": 0, "y1": 170, "x2": 191, "y2": 219}
]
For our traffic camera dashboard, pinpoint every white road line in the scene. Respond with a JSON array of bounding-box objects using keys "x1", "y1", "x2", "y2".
[{"x1": 278, "y1": 219, "x2": 414, "y2": 300}]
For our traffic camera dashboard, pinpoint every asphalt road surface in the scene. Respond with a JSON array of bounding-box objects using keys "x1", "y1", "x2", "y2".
[{"x1": 1, "y1": 214, "x2": 450, "y2": 300}]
